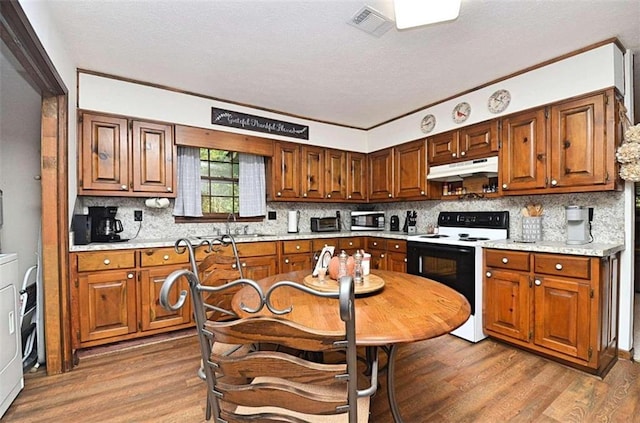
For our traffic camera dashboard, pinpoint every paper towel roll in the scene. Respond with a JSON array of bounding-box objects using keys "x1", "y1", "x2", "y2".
[{"x1": 145, "y1": 198, "x2": 170, "y2": 208}]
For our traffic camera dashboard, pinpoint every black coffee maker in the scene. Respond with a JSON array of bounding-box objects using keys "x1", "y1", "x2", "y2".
[{"x1": 88, "y1": 206, "x2": 126, "y2": 242}]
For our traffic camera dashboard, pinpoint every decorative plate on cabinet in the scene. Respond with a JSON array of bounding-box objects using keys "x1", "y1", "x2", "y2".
[
  {"x1": 487, "y1": 89, "x2": 511, "y2": 114},
  {"x1": 452, "y1": 102, "x2": 471, "y2": 123},
  {"x1": 420, "y1": 114, "x2": 436, "y2": 134}
]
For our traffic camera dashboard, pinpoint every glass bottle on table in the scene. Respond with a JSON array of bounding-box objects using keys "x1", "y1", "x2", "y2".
[
  {"x1": 353, "y1": 250, "x2": 363, "y2": 285},
  {"x1": 338, "y1": 250, "x2": 348, "y2": 279}
]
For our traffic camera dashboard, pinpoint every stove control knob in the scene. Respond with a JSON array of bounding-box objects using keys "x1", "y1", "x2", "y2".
[
  {"x1": 501, "y1": 257, "x2": 509, "y2": 264},
  {"x1": 485, "y1": 271, "x2": 492, "y2": 278}
]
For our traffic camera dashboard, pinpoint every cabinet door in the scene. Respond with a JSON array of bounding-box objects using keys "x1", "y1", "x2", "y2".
[
  {"x1": 78, "y1": 270, "x2": 137, "y2": 342},
  {"x1": 394, "y1": 139, "x2": 427, "y2": 199},
  {"x1": 368, "y1": 148, "x2": 394, "y2": 200},
  {"x1": 339, "y1": 237, "x2": 365, "y2": 255},
  {"x1": 550, "y1": 93, "x2": 607, "y2": 188},
  {"x1": 241, "y1": 256, "x2": 278, "y2": 280},
  {"x1": 80, "y1": 113, "x2": 129, "y2": 193},
  {"x1": 483, "y1": 268, "x2": 531, "y2": 342},
  {"x1": 301, "y1": 145, "x2": 325, "y2": 199},
  {"x1": 281, "y1": 254, "x2": 314, "y2": 273},
  {"x1": 500, "y1": 108, "x2": 547, "y2": 192},
  {"x1": 369, "y1": 249, "x2": 387, "y2": 271},
  {"x1": 386, "y1": 251, "x2": 406, "y2": 273},
  {"x1": 533, "y1": 276, "x2": 591, "y2": 360},
  {"x1": 346, "y1": 151, "x2": 367, "y2": 201},
  {"x1": 325, "y1": 149, "x2": 347, "y2": 201},
  {"x1": 273, "y1": 142, "x2": 300, "y2": 199},
  {"x1": 427, "y1": 130, "x2": 458, "y2": 165},
  {"x1": 131, "y1": 121, "x2": 175, "y2": 196},
  {"x1": 139, "y1": 265, "x2": 191, "y2": 332},
  {"x1": 459, "y1": 120, "x2": 499, "y2": 160}
]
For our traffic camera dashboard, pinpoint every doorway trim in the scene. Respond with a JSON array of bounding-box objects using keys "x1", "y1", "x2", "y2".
[{"x1": 1, "y1": 0, "x2": 71, "y2": 374}]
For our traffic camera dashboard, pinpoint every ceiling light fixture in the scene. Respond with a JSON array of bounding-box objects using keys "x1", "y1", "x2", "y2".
[{"x1": 394, "y1": 0, "x2": 461, "y2": 29}]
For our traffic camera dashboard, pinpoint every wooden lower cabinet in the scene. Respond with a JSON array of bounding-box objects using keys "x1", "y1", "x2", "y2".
[
  {"x1": 280, "y1": 240, "x2": 313, "y2": 273},
  {"x1": 139, "y1": 264, "x2": 191, "y2": 331},
  {"x1": 366, "y1": 238, "x2": 406, "y2": 272},
  {"x1": 483, "y1": 249, "x2": 619, "y2": 376}
]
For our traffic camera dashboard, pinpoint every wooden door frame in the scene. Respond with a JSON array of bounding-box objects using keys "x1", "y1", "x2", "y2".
[{"x1": 1, "y1": 1, "x2": 71, "y2": 374}]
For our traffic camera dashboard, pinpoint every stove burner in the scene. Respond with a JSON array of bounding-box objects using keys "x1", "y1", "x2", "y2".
[
  {"x1": 459, "y1": 237, "x2": 490, "y2": 242},
  {"x1": 419, "y1": 234, "x2": 449, "y2": 239}
]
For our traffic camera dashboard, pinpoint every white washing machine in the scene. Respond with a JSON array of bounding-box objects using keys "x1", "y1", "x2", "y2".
[{"x1": 0, "y1": 253, "x2": 23, "y2": 418}]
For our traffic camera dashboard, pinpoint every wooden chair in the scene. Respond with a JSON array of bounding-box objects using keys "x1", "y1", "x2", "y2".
[{"x1": 161, "y1": 249, "x2": 377, "y2": 422}]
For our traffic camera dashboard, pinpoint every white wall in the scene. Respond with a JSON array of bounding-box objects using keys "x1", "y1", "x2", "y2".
[{"x1": 0, "y1": 49, "x2": 42, "y2": 277}]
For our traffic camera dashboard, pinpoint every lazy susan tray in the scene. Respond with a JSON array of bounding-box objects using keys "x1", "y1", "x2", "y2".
[{"x1": 303, "y1": 273, "x2": 385, "y2": 295}]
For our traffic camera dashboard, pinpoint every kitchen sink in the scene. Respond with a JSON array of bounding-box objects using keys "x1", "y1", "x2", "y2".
[{"x1": 194, "y1": 233, "x2": 272, "y2": 240}]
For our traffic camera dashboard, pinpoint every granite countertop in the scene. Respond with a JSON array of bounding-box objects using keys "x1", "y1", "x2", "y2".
[
  {"x1": 69, "y1": 231, "x2": 410, "y2": 252},
  {"x1": 482, "y1": 239, "x2": 625, "y2": 257}
]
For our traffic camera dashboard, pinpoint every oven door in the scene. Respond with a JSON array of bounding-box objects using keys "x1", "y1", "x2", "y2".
[{"x1": 407, "y1": 242, "x2": 476, "y2": 314}]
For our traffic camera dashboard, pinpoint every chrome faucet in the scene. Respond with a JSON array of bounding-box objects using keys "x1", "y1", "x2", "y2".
[{"x1": 225, "y1": 213, "x2": 237, "y2": 234}]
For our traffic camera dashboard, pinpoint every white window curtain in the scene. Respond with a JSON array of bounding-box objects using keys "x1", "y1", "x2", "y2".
[
  {"x1": 239, "y1": 153, "x2": 266, "y2": 217},
  {"x1": 173, "y1": 146, "x2": 203, "y2": 217}
]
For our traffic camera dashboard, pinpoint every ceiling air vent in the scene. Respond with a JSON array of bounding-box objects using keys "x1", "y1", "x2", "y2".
[{"x1": 347, "y1": 6, "x2": 394, "y2": 37}]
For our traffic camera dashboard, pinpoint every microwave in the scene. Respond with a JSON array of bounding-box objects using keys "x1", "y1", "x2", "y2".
[
  {"x1": 311, "y1": 217, "x2": 340, "y2": 232},
  {"x1": 350, "y1": 211, "x2": 385, "y2": 231}
]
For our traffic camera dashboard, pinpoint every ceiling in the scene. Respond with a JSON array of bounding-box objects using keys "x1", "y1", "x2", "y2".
[{"x1": 42, "y1": 0, "x2": 640, "y2": 129}]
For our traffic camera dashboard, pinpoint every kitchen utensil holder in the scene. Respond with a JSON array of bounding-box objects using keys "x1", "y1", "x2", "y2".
[{"x1": 522, "y1": 216, "x2": 542, "y2": 242}]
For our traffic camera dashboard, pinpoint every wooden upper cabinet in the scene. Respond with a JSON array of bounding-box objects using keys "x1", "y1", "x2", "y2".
[
  {"x1": 79, "y1": 112, "x2": 176, "y2": 197},
  {"x1": 300, "y1": 145, "x2": 325, "y2": 200},
  {"x1": 368, "y1": 148, "x2": 394, "y2": 200},
  {"x1": 346, "y1": 151, "x2": 367, "y2": 201},
  {"x1": 394, "y1": 139, "x2": 427, "y2": 199},
  {"x1": 459, "y1": 120, "x2": 499, "y2": 160},
  {"x1": 272, "y1": 141, "x2": 300, "y2": 199},
  {"x1": 80, "y1": 113, "x2": 129, "y2": 192},
  {"x1": 428, "y1": 120, "x2": 499, "y2": 166},
  {"x1": 549, "y1": 92, "x2": 607, "y2": 188},
  {"x1": 500, "y1": 108, "x2": 547, "y2": 192},
  {"x1": 131, "y1": 120, "x2": 175, "y2": 194},
  {"x1": 325, "y1": 149, "x2": 347, "y2": 201}
]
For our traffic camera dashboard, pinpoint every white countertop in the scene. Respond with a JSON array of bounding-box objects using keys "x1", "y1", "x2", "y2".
[
  {"x1": 69, "y1": 231, "x2": 410, "y2": 252},
  {"x1": 482, "y1": 239, "x2": 625, "y2": 257}
]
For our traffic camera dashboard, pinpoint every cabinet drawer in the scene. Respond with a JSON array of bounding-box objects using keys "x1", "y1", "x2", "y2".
[
  {"x1": 367, "y1": 237, "x2": 387, "y2": 250},
  {"x1": 387, "y1": 240, "x2": 406, "y2": 253},
  {"x1": 484, "y1": 249, "x2": 529, "y2": 271},
  {"x1": 281, "y1": 240, "x2": 312, "y2": 254},
  {"x1": 312, "y1": 238, "x2": 338, "y2": 251},
  {"x1": 140, "y1": 247, "x2": 190, "y2": 267},
  {"x1": 197, "y1": 241, "x2": 278, "y2": 260},
  {"x1": 339, "y1": 237, "x2": 365, "y2": 251},
  {"x1": 77, "y1": 251, "x2": 136, "y2": 272},
  {"x1": 534, "y1": 253, "x2": 591, "y2": 280}
]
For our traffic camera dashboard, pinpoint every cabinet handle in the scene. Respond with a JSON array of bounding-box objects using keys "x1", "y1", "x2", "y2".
[
  {"x1": 232, "y1": 264, "x2": 237, "y2": 269},
  {"x1": 555, "y1": 263, "x2": 563, "y2": 270},
  {"x1": 163, "y1": 255, "x2": 170, "y2": 260},
  {"x1": 166, "y1": 187, "x2": 172, "y2": 192},
  {"x1": 534, "y1": 279, "x2": 542, "y2": 286},
  {"x1": 296, "y1": 245, "x2": 300, "y2": 250},
  {"x1": 348, "y1": 195, "x2": 352, "y2": 199},
  {"x1": 120, "y1": 184, "x2": 127, "y2": 190},
  {"x1": 127, "y1": 273, "x2": 134, "y2": 279},
  {"x1": 394, "y1": 244, "x2": 400, "y2": 249},
  {"x1": 303, "y1": 193, "x2": 307, "y2": 197},
  {"x1": 277, "y1": 191, "x2": 282, "y2": 196},
  {"x1": 327, "y1": 194, "x2": 331, "y2": 198},
  {"x1": 285, "y1": 259, "x2": 290, "y2": 264},
  {"x1": 242, "y1": 263, "x2": 246, "y2": 267},
  {"x1": 452, "y1": 153, "x2": 457, "y2": 158},
  {"x1": 404, "y1": 258, "x2": 407, "y2": 263},
  {"x1": 460, "y1": 151, "x2": 466, "y2": 156},
  {"x1": 373, "y1": 242, "x2": 378, "y2": 246},
  {"x1": 501, "y1": 257, "x2": 509, "y2": 264},
  {"x1": 103, "y1": 259, "x2": 111, "y2": 265},
  {"x1": 349, "y1": 242, "x2": 353, "y2": 246},
  {"x1": 551, "y1": 179, "x2": 558, "y2": 186},
  {"x1": 388, "y1": 193, "x2": 392, "y2": 198},
  {"x1": 537, "y1": 153, "x2": 545, "y2": 161},
  {"x1": 380, "y1": 254, "x2": 385, "y2": 258},
  {"x1": 502, "y1": 183, "x2": 508, "y2": 189},
  {"x1": 486, "y1": 271, "x2": 492, "y2": 278},
  {"x1": 421, "y1": 191, "x2": 425, "y2": 195}
]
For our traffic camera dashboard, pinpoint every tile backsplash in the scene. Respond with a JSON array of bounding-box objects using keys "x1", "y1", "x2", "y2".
[{"x1": 76, "y1": 191, "x2": 625, "y2": 245}]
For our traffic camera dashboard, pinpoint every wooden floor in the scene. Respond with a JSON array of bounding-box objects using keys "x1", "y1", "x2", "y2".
[{"x1": 4, "y1": 334, "x2": 640, "y2": 422}]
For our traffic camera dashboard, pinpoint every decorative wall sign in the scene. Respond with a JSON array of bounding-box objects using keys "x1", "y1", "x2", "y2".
[{"x1": 211, "y1": 108, "x2": 309, "y2": 140}]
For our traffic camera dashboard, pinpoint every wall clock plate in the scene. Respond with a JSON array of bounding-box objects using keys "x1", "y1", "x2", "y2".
[
  {"x1": 488, "y1": 89, "x2": 511, "y2": 114},
  {"x1": 452, "y1": 102, "x2": 471, "y2": 123},
  {"x1": 420, "y1": 114, "x2": 436, "y2": 134}
]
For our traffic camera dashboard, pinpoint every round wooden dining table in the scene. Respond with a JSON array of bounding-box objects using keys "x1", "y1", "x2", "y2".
[{"x1": 231, "y1": 269, "x2": 471, "y2": 423}]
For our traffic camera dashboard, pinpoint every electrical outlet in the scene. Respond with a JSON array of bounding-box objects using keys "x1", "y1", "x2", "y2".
[
  {"x1": 134, "y1": 210, "x2": 143, "y2": 221},
  {"x1": 268, "y1": 211, "x2": 276, "y2": 220}
]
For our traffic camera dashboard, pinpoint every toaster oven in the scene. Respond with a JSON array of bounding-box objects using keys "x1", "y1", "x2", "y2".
[{"x1": 310, "y1": 217, "x2": 340, "y2": 232}]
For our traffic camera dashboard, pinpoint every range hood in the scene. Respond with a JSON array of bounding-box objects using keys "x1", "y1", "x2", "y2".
[{"x1": 427, "y1": 156, "x2": 498, "y2": 181}]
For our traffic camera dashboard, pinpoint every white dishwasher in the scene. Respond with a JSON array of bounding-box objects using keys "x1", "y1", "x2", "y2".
[{"x1": 0, "y1": 253, "x2": 22, "y2": 418}]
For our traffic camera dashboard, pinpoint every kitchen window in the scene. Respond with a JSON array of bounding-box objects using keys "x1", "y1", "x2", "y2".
[{"x1": 200, "y1": 148, "x2": 239, "y2": 216}]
